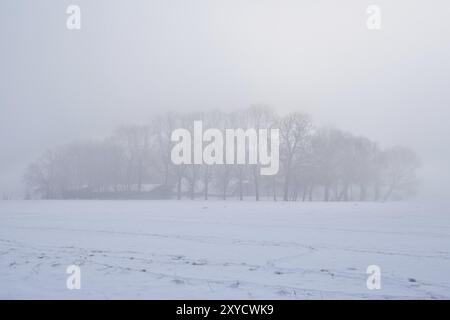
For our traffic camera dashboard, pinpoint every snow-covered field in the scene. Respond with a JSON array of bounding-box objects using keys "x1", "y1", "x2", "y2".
[{"x1": 0, "y1": 200, "x2": 449, "y2": 299}]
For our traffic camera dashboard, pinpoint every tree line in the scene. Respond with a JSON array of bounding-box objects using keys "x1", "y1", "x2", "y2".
[{"x1": 24, "y1": 106, "x2": 421, "y2": 201}]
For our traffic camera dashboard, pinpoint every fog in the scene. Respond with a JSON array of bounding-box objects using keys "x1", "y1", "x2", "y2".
[{"x1": 1, "y1": 0, "x2": 450, "y2": 200}]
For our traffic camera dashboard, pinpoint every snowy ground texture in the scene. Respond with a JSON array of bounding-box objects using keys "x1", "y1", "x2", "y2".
[{"x1": 0, "y1": 200, "x2": 449, "y2": 299}]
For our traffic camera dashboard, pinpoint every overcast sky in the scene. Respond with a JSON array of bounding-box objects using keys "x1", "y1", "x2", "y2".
[{"x1": 1, "y1": 0, "x2": 450, "y2": 199}]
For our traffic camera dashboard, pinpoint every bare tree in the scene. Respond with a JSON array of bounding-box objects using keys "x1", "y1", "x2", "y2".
[
  {"x1": 23, "y1": 108, "x2": 421, "y2": 202},
  {"x1": 279, "y1": 113, "x2": 312, "y2": 201},
  {"x1": 381, "y1": 146, "x2": 421, "y2": 201}
]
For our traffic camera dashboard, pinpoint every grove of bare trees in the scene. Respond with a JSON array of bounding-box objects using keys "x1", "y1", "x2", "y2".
[{"x1": 24, "y1": 107, "x2": 421, "y2": 201}]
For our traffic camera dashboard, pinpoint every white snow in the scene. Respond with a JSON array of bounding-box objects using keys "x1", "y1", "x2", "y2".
[{"x1": 0, "y1": 200, "x2": 449, "y2": 299}]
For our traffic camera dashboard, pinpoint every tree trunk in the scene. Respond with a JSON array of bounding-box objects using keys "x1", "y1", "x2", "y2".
[
  {"x1": 302, "y1": 185, "x2": 307, "y2": 202},
  {"x1": 283, "y1": 177, "x2": 290, "y2": 201},
  {"x1": 339, "y1": 183, "x2": 348, "y2": 201},
  {"x1": 137, "y1": 160, "x2": 143, "y2": 192},
  {"x1": 239, "y1": 178, "x2": 243, "y2": 201},
  {"x1": 359, "y1": 184, "x2": 366, "y2": 201},
  {"x1": 324, "y1": 184, "x2": 330, "y2": 201},
  {"x1": 308, "y1": 184, "x2": 314, "y2": 201},
  {"x1": 383, "y1": 184, "x2": 396, "y2": 202},
  {"x1": 190, "y1": 165, "x2": 196, "y2": 200},
  {"x1": 164, "y1": 163, "x2": 169, "y2": 186},
  {"x1": 204, "y1": 168, "x2": 209, "y2": 200},
  {"x1": 253, "y1": 167, "x2": 259, "y2": 201},
  {"x1": 177, "y1": 176, "x2": 182, "y2": 200},
  {"x1": 222, "y1": 179, "x2": 227, "y2": 200},
  {"x1": 272, "y1": 176, "x2": 277, "y2": 201},
  {"x1": 374, "y1": 183, "x2": 380, "y2": 201},
  {"x1": 283, "y1": 159, "x2": 292, "y2": 201},
  {"x1": 238, "y1": 168, "x2": 243, "y2": 201}
]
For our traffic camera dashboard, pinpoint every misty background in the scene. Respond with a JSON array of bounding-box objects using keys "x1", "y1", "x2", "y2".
[{"x1": 1, "y1": 0, "x2": 449, "y2": 200}]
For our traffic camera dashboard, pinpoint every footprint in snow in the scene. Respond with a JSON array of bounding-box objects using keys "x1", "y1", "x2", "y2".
[
  {"x1": 277, "y1": 289, "x2": 291, "y2": 296},
  {"x1": 172, "y1": 279, "x2": 184, "y2": 285},
  {"x1": 274, "y1": 271, "x2": 283, "y2": 275}
]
